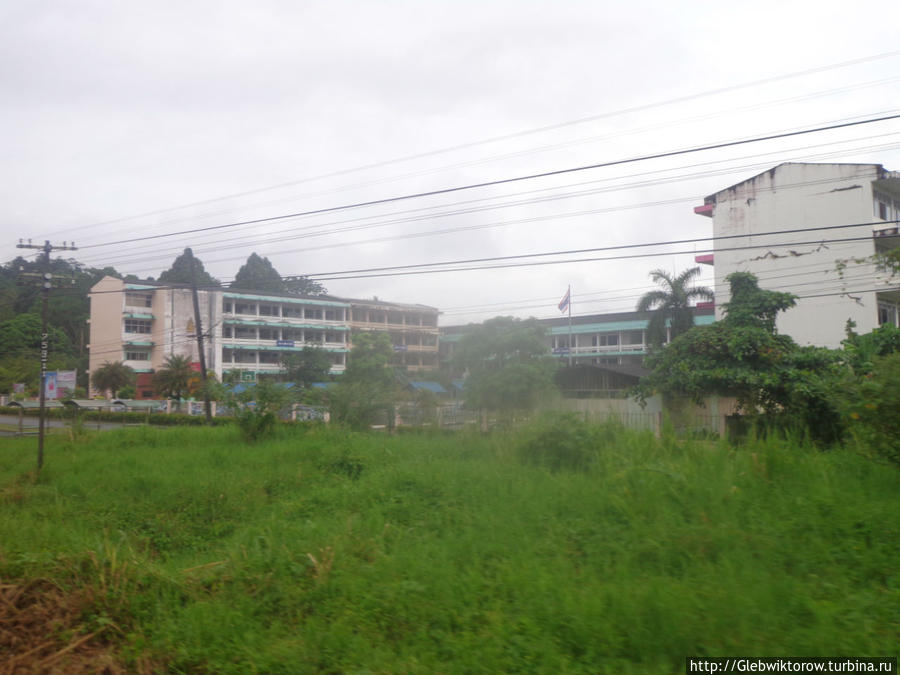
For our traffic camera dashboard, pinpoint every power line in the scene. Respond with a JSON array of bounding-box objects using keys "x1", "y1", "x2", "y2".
[
  {"x1": 77, "y1": 113, "x2": 900, "y2": 252},
  {"x1": 42, "y1": 49, "x2": 900, "y2": 241},
  {"x1": 304, "y1": 220, "x2": 899, "y2": 279},
  {"x1": 73, "y1": 133, "x2": 900, "y2": 270}
]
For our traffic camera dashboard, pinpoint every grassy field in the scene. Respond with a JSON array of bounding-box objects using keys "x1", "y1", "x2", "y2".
[{"x1": 0, "y1": 421, "x2": 897, "y2": 672}]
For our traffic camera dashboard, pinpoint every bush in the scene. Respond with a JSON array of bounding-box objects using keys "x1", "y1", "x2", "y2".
[
  {"x1": 517, "y1": 413, "x2": 599, "y2": 472},
  {"x1": 839, "y1": 352, "x2": 900, "y2": 464}
]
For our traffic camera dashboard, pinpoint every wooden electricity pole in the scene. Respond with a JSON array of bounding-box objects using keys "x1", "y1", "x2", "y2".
[
  {"x1": 186, "y1": 248, "x2": 213, "y2": 424},
  {"x1": 16, "y1": 239, "x2": 78, "y2": 470}
]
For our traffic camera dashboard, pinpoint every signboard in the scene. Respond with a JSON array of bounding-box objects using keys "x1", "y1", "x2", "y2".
[
  {"x1": 44, "y1": 371, "x2": 58, "y2": 399},
  {"x1": 393, "y1": 345, "x2": 407, "y2": 352},
  {"x1": 190, "y1": 361, "x2": 202, "y2": 372},
  {"x1": 552, "y1": 347, "x2": 570, "y2": 355},
  {"x1": 276, "y1": 340, "x2": 295, "y2": 348},
  {"x1": 56, "y1": 370, "x2": 77, "y2": 397}
]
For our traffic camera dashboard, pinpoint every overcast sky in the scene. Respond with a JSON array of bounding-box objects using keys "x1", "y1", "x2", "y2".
[{"x1": 3, "y1": 0, "x2": 900, "y2": 325}]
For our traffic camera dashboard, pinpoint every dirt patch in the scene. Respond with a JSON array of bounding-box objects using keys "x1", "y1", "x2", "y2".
[{"x1": 0, "y1": 578, "x2": 124, "y2": 674}]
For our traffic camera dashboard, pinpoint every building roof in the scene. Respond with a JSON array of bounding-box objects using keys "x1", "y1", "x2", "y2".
[
  {"x1": 340, "y1": 297, "x2": 439, "y2": 312},
  {"x1": 408, "y1": 381, "x2": 448, "y2": 394},
  {"x1": 703, "y1": 161, "x2": 886, "y2": 202}
]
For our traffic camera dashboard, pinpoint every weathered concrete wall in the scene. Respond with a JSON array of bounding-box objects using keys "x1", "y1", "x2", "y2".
[{"x1": 710, "y1": 163, "x2": 885, "y2": 347}]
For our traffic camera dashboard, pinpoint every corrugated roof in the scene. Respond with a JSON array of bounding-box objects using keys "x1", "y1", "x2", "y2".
[{"x1": 409, "y1": 381, "x2": 447, "y2": 394}]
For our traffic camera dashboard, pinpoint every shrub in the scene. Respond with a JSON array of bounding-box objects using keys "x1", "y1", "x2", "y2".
[
  {"x1": 517, "y1": 413, "x2": 598, "y2": 472},
  {"x1": 839, "y1": 352, "x2": 900, "y2": 464}
]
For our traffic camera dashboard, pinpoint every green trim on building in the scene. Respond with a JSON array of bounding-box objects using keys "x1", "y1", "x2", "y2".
[
  {"x1": 225, "y1": 344, "x2": 349, "y2": 353},
  {"x1": 547, "y1": 314, "x2": 715, "y2": 336},
  {"x1": 224, "y1": 292, "x2": 349, "y2": 308},
  {"x1": 123, "y1": 312, "x2": 154, "y2": 320}
]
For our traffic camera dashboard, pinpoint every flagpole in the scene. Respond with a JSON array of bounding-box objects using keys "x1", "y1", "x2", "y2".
[{"x1": 567, "y1": 285, "x2": 573, "y2": 367}]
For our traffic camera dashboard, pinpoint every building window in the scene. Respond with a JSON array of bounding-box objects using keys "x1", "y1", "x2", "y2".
[
  {"x1": 282, "y1": 306, "x2": 303, "y2": 319},
  {"x1": 223, "y1": 301, "x2": 233, "y2": 313},
  {"x1": 124, "y1": 350, "x2": 150, "y2": 361},
  {"x1": 124, "y1": 319, "x2": 152, "y2": 334},
  {"x1": 234, "y1": 326, "x2": 256, "y2": 340},
  {"x1": 306, "y1": 308, "x2": 323, "y2": 320},
  {"x1": 222, "y1": 325, "x2": 233, "y2": 338},
  {"x1": 223, "y1": 348, "x2": 234, "y2": 363},
  {"x1": 878, "y1": 302, "x2": 898, "y2": 327},
  {"x1": 259, "y1": 328, "x2": 278, "y2": 340},
  {"x1": 259, "y1": 352, "x2": 280, "y2": 365},
  {"x1": 234, "y1": 351, "x2": 256, "y2": 364},
  {"x1": 234, "y1": 302, "x2": 255, "y2": 315},
  {"x1": 259, "y1": 304, "x2": 279, "y2": 317},
  {"x1": 125, "y1": 292, "x2": 152, "y2": 307}
]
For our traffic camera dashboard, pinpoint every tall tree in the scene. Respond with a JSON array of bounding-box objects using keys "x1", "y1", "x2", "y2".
[
  {"x1": 154, "y1": 354, "x2": 195, "y2": 404},
  {"x1": 330, "y1": 332, "x2": 397, "y2": 429},
  {"x1": 91, "y1": 361, "x2": 135, "y2": 398},
  {"x1": 637, "y1": 272, "x2": 841, "y2": 430},
  {"x1": 280, "y1": 347, "x2": 333, "y2": 388},
  {"x1": 232, "y1": 253, "x2": 327, "y2": 296},
  {"x1": 636, "y1": 267, "x2": 714, "y2": 347},
  {"x1": 232, "y1": 253, "x2": 285, "y2": 293},
  {"x1": 283, "y1": 275, "x2": 327, "y2": 297},
  {"x1": 454, "y1": 317, "x2": 557, "y2": 418},
  {"x1": 158, "y1": 249, "x2": 220, "y2": 287}
]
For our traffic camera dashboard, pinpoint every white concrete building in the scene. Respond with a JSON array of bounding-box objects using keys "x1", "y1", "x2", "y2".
[{"x1": 695, "y1": 162, "x2": 900, "y2": 347}]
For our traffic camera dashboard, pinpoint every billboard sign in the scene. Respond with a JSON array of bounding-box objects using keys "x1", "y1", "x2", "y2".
[
  {"x1": 44, "y1": 371, "x2": 58, "y2": 399},
  {"x1": 56, "y1": 370, "x2": 77, "y2": 397}
]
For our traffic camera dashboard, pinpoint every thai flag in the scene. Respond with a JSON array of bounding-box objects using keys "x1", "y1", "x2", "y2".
[{"x1": 558, "y1": 287, "x2": 570, "y2": 313}]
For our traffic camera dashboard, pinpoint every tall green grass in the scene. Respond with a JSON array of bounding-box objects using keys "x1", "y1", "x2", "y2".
[{"x1": 1, "y1": 422, "x2": 897, "y2": 672}]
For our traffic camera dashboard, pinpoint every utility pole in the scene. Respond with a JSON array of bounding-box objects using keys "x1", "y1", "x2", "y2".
[
  {"x1": 186, "y1": 248, "x2": 213, "y2": 424},
  {"x1": 16, "y1": 239, "x2": 78, "y2": 470}
]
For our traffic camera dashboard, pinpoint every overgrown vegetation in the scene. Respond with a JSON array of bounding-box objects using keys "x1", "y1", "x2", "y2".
[{"x1": 0, "y1": 423, "x2": 896, "y2": 671}]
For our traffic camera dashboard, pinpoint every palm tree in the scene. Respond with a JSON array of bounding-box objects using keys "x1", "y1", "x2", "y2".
[
  {"x1": 154, "y1": 354, "x2": 194, "y2": 408},
  {"x1": 91, "y1": 361, "x2": 135, "y2": 398},
  {"x1": 637, "y1": 267, "x2": 714, "y2": 347}
]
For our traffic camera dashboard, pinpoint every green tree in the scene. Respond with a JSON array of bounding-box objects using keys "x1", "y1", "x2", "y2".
[
  {"x1": 638, "y1": 273, "x2": 842, "y2": 437},
  {"x1": 330, "y1": 332, "x2": 396, "y2": 429},
  {"x1": 158, "y1": 249, "x2": 220, "y2": 287},
  {"x1": 154, "y1": 354, "x2": 195, "y2": 406},
  {"x1": 284, "y1": 275, "x2": 327, "y2": 297},
  {"x1": 838, "y1": 351, "x2": 900, "y2": 464},
  {"x1": 232, "y1": 253, "x2": 286, "y2": 293},
  {"x1": 280, "y1": 346, "x2": 332, "y2": 388},
  {"x1": 91, "y1": 361, "x2": 135, "y2": 398},
  {"x1": 841, "y1": 320, "x2": 900, "y2": 374},
  {"x1": 454, "y1": 317, "x2": 557, "y2": 420},
  {"x1": 0, "y1": 314, "x2": 71, "y2": 359},
  {"x1": 636, "y1": 266, "x2": 714, "y2": 347}
]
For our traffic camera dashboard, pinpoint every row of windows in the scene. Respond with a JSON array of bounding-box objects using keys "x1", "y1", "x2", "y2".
[
  {"x1": 351, "y1": 310, "x2": 437, "y2": 326},
  {"x1": 222, "y1": 349, "x2": 346, "y2": 366},
  {"x1": 224, "y1": 300, "x2": 345, "y2": 322},
  {"x1": 223, "y1": 325, "x2": 347, "y2": 343},
  {"x1": 391, "y1": 353, "x2": 439, "y2": 367},
  {"x1": 554, "y1": 331, "x2": 646, "y2": 350}
]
